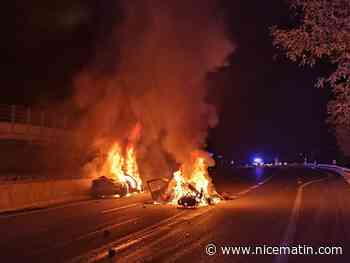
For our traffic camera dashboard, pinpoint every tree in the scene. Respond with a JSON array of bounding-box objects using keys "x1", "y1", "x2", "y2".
[{"x1": 271, "y1": 0, "x2": 350, "y2": 156}]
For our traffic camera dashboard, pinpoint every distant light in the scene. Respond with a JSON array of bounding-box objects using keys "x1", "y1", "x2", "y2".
[
  {"x1": 253, "y1": 157, "x2": 264, "y2": 166},
  {"x1": 230, "y1": 160, "x2": 235, "y2": 165},
  {"x1": 254, "y1": 158, "x2": 263, "y2": 163}
]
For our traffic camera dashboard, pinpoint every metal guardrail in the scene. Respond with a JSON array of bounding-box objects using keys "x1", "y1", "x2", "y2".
[
  {"x1": 315, "y1": 164, "x2": 350, "y2": 174},
  {"x1": 308, "y1": 163, "x2": 350, "y2": 184},
  {"x1": 0, "y1": 104, "x2": 69, "y2": 128},
  {"x1": 0, "y1": 104, "x2": 74, "y2": 144},
  {"x1": 0, "y1": 105, "x2": 86, "y2": 181}
]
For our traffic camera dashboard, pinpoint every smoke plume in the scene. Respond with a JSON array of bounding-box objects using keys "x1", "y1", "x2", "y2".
[{"x1": 73, "y1": 0, "x2": 234, "y2": 180}]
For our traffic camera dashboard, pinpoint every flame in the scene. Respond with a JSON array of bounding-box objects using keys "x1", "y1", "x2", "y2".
[
  {"x1": 169, "y1": 152, "x2": 219, "y2": 206},
  {"x1": 104, "y1": 142, "x2": 143, "y2": 192},
  {"x1": 102, "y1": 123, "x2": 143, "y2": 192},
  {"x1": 171, "y1": 170, "x2": 186, "y2": 205},
  {"x1": 125, "y1": 145, "x2": 142, "y2": 190},
  {"x1": 190, "y1": 157, "x2": 209, "y2": 196},
  {"x1": 108, "y1": 142, "x2": 126, "y2": 183},
  {"x1": 99, "y1": 124, "x2": 219, "y2": 206}
]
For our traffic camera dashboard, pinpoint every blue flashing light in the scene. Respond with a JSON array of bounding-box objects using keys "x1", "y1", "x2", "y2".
[{"x1": 253, "y1": 158, "x2": 263, "y2": 164}]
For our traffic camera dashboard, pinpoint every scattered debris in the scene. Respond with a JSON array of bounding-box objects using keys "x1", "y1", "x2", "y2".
[{"x1": 147, "y1": 178, "x2": 169, "y2": 202}]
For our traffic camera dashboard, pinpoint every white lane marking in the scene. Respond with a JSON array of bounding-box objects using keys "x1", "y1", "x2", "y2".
[
  {"x1": 0, "y1": 192, "x2": 149, "y2": 219},
  {"x1": 103, "y1": 207, "x2": 215, "y2": 262},
  {"x1": 69, "y1": 210, "x2": 193, "y2": 263},
  {"x1": 236, "y1": 175, "x2": 274, "y2": 197},
  {"x1": 31, "y1": 217, "x2": 140, "y2": 256},
  {"x1": 0, "y1": 193, "x2": 148, "y2": 219},
  {"x1": 57, "y1": 217, "x2": 139, "y2": 247},
  {"x1": 90, "y1": 209, "x2": 212, "y2": 263},
  {"x1": 0, "y1": 199, "x2": 97, "y2": 219},
  {"x1": 100, "y1": 203, "x2": 140, "y2": 214},
  {"x1": 274, "y1": 175, "x2": 331, "y2": 263}
]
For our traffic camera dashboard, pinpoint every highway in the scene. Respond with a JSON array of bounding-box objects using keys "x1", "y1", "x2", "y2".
[{"x1": 0, "y1": 167, "x2": 349, "y2": 263}]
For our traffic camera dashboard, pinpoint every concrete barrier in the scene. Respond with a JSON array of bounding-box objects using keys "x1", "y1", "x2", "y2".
[{"x1": 0, "y1": 178, "x2": 93, "y2": 213}]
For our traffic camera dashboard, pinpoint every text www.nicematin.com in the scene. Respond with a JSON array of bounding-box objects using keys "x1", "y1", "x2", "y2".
[{"x1": 205, "y1": 243, "x2": 343, "y2": 256}]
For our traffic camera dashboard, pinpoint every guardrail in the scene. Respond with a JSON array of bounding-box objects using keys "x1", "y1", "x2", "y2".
[
  {"x1": 317, "y1": 164, "x2": 350, "y2": 173},
  {"x1": 309, "y1": 164, "x2": 350, "y2": 184},
  {"x1": 0, "y1": 104, "x2": 69, "y2": 128},
  {"x1": 0, "y1": 105, "x2": 86, "y2": 181},
  {"x1": 0, "y1": 104, "x2": 73, "y2": 143}
]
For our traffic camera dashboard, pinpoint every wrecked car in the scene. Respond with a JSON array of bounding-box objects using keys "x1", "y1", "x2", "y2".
[
  {"x1": 91, "y1": 176, "x2": 128, "y2": 198},
  {"x1": 178, "y1": 194, "x2": 199, "y2": 208}
]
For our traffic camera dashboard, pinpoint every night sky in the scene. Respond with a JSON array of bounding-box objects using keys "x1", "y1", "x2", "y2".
[
  {"x1": 11, "y1": 1, "x2": 338, "y2": 163},
  {"x1": 209, "y1": 0, "x2": 337, "y2": 163}
]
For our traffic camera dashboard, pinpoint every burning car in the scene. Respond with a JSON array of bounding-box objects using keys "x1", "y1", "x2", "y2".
[
  {"x1": 176, "y1": 183, "x2": 221, "y2": 208},
  {"x1": 91, "y1": 176, "x2": 128, "y2": 198},
  {"x1": 91, "y1": 174, "x2": 140, "y2": 198},
  {"x1": 90, "y1": 130, "x2": 144, "y2": 198},
  {"x1": 147, "y1": 153, "x2": 222, "y2": 208},
  {"x1": 178, "y1": 193, "x2": 201, "y2": 208},
  {"x1": 147, "y1": 177, "x2": 202, "y2": 207}
]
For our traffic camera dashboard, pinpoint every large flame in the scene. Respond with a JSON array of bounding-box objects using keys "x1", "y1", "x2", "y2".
[
  {"x1": 101, "y1": 123, "x2": 143, "y2": 192},
  {"x1": 125, "y1": 144, "x2": 142, "y2": 191},
  {"x1": 108, "y1": 142, "x2": 126, "y2": 183},
  {"x1": 169, "y1": 151, "x2": 219, "y2": 206},
  {"x1": 104, "y1": 142, "x2": 143, "y2": 192}
]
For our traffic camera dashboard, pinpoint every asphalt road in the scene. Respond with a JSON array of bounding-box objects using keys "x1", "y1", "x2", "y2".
[{"x1": 0, "y1": 167, "x2": 349, "y2": 263}]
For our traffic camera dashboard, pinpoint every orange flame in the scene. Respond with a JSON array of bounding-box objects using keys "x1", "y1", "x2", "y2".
[
  {"x1": 102, "y1": 123, "x2": 143, "y2": 192},
  {"x1": 108, "y1": 142, "x2": 126, "y2": 183},
  {"x1": 171, "y1": 170, "x2": 186, "y2": 205},
  {"x1": 125, "y1": 144, "x2": 142, "y2": 190},
  {"x1": 169, "y1": 151, "x2": 219, "y2": 206}
]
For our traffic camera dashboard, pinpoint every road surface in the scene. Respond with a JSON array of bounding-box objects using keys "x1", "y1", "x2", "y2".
[{"x1": 0, "y1": 167, "x2": 349, "y2": 263}]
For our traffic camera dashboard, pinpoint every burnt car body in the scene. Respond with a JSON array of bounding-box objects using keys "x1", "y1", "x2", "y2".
[
  {"x1": 147, "y1": 177, "x2": 222, "y2": 207},
  {"x1": 178, "y1": 194, "x2": 199, "y2": 208},
  {"x1": 91, "y1": 176, "x2": 128, "y2": 198},
  {"x1": 177, "y1": 186, "x2": 204, "y2": 208}
]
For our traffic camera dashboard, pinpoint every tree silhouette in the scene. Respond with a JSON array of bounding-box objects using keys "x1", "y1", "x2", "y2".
[{"x1": 271, "y1": 0, "x2": 350, "y2": 156}]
